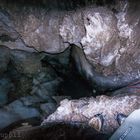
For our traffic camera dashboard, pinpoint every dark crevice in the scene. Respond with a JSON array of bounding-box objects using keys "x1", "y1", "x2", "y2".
[
  {"x1": 57, "y1": 64, "x2": 93, "y2": 99},
  {"x1": 41, "y1": 49, "x2": 93, "y2": 99},
  {"x1": 0, "y1": 34, "x2": 16, "y2": 42}
]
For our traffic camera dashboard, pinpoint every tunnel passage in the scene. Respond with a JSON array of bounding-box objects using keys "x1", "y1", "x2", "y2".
[{"x1": 0, "y1": 0, "x2": 140, "y2": 140}]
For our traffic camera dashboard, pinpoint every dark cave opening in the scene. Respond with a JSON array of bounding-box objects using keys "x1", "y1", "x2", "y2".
[{"x1": 41, "y1": 47, "x2": 94, "y2": 99}]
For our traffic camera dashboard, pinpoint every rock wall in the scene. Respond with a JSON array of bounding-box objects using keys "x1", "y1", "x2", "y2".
[
  {"x1": 0, "y1": 0, "x2": 140, "y2": 135},
  {"x1": 0, "y1": 0, "x2": 139, "y2": 75},
  {"x1": 42, "y1": 94, "x2": 140, "y2": 134}
]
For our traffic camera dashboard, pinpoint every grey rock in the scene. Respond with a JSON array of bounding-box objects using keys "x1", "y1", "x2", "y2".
[
  {"x1": 0, "y1": 5, "x2": 66, "y2": 53},
  {"x1": 2, "y1": 38, "x2": 36, "y2": 52},
  {"x1": 52, "y1": 96, "x2": 71, "y2": 105},
  {"x1": 15, "y1": 75, "x2": 32, "y2": 97},
  {"x1": 40, "y1": 102, "x2": 56, "y2": 115},
  {"x1": 43, "y1": 94, "x2": 140, "y2": 134},
  {"x1": 80, "y1": 7, "x2": 119, "y2": 67},
  {"x1": 32, "y1": 78, "x2": 62, "y2": 97},
  {"x1": 32, "y1": 67, "x2": 58, "y2": 84},
  {"x1": 0, "y1": 45, "x2": 10, "y2": 74},
  {"x1": 114, "y1": 0, "x2": 140, "y2": 74},
  {"x1": 0, "y1": 109, "x2": 20, "y2": 129},
  {"x1": 0, "y1": 77, "x2": 14, "y2": 106},
  {"x1": 10, "y1": 50, "x2": 43, "y2": 76},
  {"x1": 0, "y1": 0, "x2": 139, "y2": 77},
  {"x1": 7, "y1": 100, "x2": 40, "y2": 119},
  {"x1": 0, "y1": 8, "x2": 35, "y2": 52},
  {"x1": 0, "y1": 9, "x2": 19, "y2": 41},
  {"x1": 60, "y1": 9, "x2": 85, "y2": 45},
  {"x1": 0, "y1": 21, "x2": 18, "y2": 42},
  {"x1": 20, "y1": 95, "x2": 43, "y2": 106},
  {"x1": 32, "y1": 68, "x2": 62, "y2": 98}
]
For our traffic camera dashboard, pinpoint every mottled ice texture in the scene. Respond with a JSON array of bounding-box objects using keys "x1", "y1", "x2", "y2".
[{"x1": 42, "y1": 94, "x2": 140, "y2": 134}]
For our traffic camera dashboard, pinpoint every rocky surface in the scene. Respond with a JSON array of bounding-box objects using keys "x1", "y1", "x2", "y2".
[
  {"x1": 0, "y1": 0, "x2": 139, "y2": 76},
  {"x1": 42, "y1": 94, "x2": 140, "y2": 134},
  {"x1": 40, "y1": 102, "x2": 56, "y2": 116},
  {"x1": 0, "y1": 109, "x2": 20, "y2": 129},
  {"x1": 0, "y1": 46, "x2": 64, "y2": 130},
  {"x1": 0, "y1": 77, "x2": 14, "y2": 106},
  {"x1": 0, "y1": 0, "x2": 139, "y2": 137},
  {"x1": 0, "y1": 94, "x2": 58, "y2": 130},
  {"x1": 60, "y1": 1, "x2": 140, "y2": 75},
  {"x1": 10, "y1": 50, "x2": 44, "y2": 76},
  {"x1": 6, "y1": 100, "x2": 40, "y2": 119},
  {"x1": 0, "y1": 46, "x2": 10, "y2": 74}
]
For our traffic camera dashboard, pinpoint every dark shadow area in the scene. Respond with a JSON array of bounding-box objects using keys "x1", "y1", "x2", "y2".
[
  {"x1": 2, "y1": 0, "x2": 116, "y2": 10},
  {"x1": 41, "y1": 49, "x2": 94, "y2": 99},
  {"x1": 0, "y1": 121, "x2": 110, "y2": 140},
  {"x1": 57, "y1": 65, "x2": 93, "y2": 99}
]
